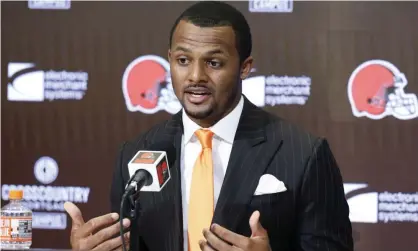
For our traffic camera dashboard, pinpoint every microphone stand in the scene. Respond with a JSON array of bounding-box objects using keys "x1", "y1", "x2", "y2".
[
  {"x1": 128, "y1": 189, "x2": 141, "y2": 251},
  {"x1": 121, "y1": 179, "x2": 147, "y2": 251}
]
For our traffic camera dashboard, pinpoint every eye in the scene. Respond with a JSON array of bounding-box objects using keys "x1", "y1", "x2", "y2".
[
  {"x1": 177, "y1": 57, "x2": 190, "y2": 65},
  {"x1": 207, "y1": 60, "x2": 222, "y2": 68}
]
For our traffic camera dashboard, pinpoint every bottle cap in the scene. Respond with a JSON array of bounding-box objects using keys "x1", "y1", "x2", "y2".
[{"x1": 9, "y1": 190, "x2": 23, "y2": 200}]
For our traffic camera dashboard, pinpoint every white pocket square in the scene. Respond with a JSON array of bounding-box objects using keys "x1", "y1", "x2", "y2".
[{"x1": 254, "y1": 174, "x2": 287, "y2": 196}]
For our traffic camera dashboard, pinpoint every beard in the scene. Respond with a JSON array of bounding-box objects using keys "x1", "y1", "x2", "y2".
[
  {"x1": 179, "y1": 82, "x2": 241, "y2": 124},
  {"x1": 183, "y1": 99, "x2": 216, "y2": 120}
]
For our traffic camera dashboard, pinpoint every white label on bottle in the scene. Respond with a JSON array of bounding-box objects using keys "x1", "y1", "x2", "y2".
[{"x1": 0, "y1": 217, "x2": 32, "y2": 242}]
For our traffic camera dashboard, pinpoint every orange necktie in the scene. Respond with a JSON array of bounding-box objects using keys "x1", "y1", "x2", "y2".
[{"x1": 188, "y1": 129, "x2": 215, "y2": 251}]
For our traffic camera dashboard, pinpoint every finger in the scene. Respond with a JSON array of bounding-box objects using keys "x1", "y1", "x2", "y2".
[
  {"x1": 111, "y1": 236, "x2": 130, "y2": 251},
  {"x1": 210, "y1": 224, "x2": 248, "y2": 248},
  {"x1": 77, "y1": 212, "x2": 119, "y2": 238},
  {"x1": 203, "y1": 228, "x2": 232, "y2": 251},
  {"x1": 199, "y1": 239, "x2": 216, "y2": 251},
  {"x1": 110, "y1": 232, "x2": 130, "y2": 251},
  {"x1": 249, "y1": 211, "x2": 268, "y2": 238},
  {"x1": 88, "y1": 218, "x2": 130, "y2": 247},
  {"x1": 64, "y1": 202, "x2": 85, "y2": 232},
  {"x1": 92, "y1": 231, "x2": 130, "y2": 251}
]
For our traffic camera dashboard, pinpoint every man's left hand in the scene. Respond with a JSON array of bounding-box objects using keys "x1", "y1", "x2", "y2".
[{"x1": 199, "y1": 210, "x2": 271, "y2": 251}]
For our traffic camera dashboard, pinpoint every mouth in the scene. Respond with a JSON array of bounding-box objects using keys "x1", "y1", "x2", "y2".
[{"x1": 184, "y1": 88, "x2": 212, "y2": 104}]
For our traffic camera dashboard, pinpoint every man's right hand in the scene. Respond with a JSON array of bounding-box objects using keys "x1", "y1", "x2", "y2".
[{"x1": 64, "y1": 202, "x2": 130, "y2": 251}]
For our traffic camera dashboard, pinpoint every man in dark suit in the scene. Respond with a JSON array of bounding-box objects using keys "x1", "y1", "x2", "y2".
[{"x1": 65, "y1": 1, "x2": 353, "y2": 251}]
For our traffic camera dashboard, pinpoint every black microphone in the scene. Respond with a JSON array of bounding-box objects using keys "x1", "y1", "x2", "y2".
[{"x1": 125, "y1": 169, "x2": 152, "y2": 192}]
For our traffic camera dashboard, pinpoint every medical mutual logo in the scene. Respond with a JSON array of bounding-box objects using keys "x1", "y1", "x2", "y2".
[
  {"x1": 344, "y1": 183, "x2": 418, "y2": 223},
  {"x1": 7, "y1": 62, "x2": 89, "y2": 102}
]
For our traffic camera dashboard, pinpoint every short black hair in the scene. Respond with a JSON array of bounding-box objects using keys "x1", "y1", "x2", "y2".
[{"x1": 169, "y1": 1, "x2": 252, "y2": 63}]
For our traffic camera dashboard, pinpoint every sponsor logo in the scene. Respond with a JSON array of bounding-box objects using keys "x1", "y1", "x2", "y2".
[
  {"x1": 249, "y1": 0, "x2": 293, "y2": 13},
  {"x1": 344, "y1": 183, "x2": 418, "y2": 223},
  {"x1": 1, "y1": 156, "x2": 91, "y2": 230},
  {"x1": 28, "y1": 0, "x2": 71, "y2": 10},
  {"x1": 34, "y1": 156, "x2": 59, "y2": 185},
  {"x1": 348, "y1": 59, "x2": 418, "y2": 120},
  {"x1": 242, "y1": 70, "x2": 311, "y2": 106},
  {"x1": 122, "y1": 55, "x2": 310, "y2": 114},
  {"x1": 7, "y1": 62, "x2": 88, "y2": 102}
]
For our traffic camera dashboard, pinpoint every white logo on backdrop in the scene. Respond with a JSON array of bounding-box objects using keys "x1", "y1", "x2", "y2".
[
  {"x1": 249, "y1": 0, "x2": 293, "y2": 13},
  {"x1": 344, "y1": 183, "x2": 418, "y2": 223},
  {"x1": 2, "y1": 156, "x2": 91, "y2": 230},
  {"x1": 7, "y1": 62, "x2": 88, "y2": 102},
  {"x1": 242, "y1": 70, "x2": 311, "y2": 106},
  {"x1": 28, "y1": 0, "x2": 71, "y2": 10},
  {"x1": 34, "y1": 156, "x2": 59, "y2": 185}
]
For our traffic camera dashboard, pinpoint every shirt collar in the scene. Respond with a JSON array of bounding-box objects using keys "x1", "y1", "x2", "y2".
[{"x1": 182, "y1": 95, "x2": 244, "y2": 144}]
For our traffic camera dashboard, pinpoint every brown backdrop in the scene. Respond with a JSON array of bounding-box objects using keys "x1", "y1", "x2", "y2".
[{"x1": 2, "y1": 1, "x2": 418, "y2": 250}]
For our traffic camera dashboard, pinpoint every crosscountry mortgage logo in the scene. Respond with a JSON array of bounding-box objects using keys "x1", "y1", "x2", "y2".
[
  {"x1": 34, "y1": 156, "x2": 59, "y2": 185},
  {"x1": 344, "y1": 183, "x2": 418, "y2": 223},
  {"x1": 1, "y1": 156, "x2": 91, "y2": 230},
  {"x1": 7, "y1": 62, "x2": 89, "y2": 102}
]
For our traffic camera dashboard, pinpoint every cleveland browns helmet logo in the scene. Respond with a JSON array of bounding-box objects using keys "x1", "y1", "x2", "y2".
[
  {"x1": 348, "y1": 59, "x2": 418, "y2": 120},
  {"x1": 122, "y1": 55, "x2": 182, "y2": 114}
]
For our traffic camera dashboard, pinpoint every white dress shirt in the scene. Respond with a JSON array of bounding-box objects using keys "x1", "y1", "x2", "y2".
[{"x1": 181, "y1": 95, "x2": 244, "y2": 251}]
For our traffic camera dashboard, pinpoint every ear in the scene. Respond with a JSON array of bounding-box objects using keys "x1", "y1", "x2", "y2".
[
  {"x1": 167, "y1": 49, "x2": 172, "y2": 63},
  {"x1": 240, "y1": 56, "x2": 253, "y2": 80}
]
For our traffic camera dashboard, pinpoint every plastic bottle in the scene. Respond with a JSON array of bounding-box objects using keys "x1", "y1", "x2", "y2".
[{"x1": 0, "y1": 190, "x2": 32, "y2": 249}]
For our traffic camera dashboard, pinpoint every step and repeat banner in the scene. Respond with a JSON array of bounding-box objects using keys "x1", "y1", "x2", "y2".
[{"x1": 2, "y1": 1, "x2": 418, "y2": 250}]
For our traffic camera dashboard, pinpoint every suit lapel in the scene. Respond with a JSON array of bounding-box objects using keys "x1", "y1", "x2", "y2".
[
  {"x1": 138, "y1": 112, "x2": 184, "y2": 251},
  {"x1": 171, "y1": 129, "x2": 184, "y2": 251},
  {"x1": 212, "y1": 97, "x2": 283, "y2": 233}
]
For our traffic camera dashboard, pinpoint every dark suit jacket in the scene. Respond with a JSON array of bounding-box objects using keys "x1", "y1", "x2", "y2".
[{"x1": 110, "y1": 96, "x2": 353, "y2": 251}]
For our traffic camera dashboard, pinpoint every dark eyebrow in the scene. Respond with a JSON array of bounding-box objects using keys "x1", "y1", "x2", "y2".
[
  {"x1": 173, "y1": 46, "x2": 226, "y2": 56},
  {"x1": 173, "y1": 46, "x2": 191, "y2": 53},
  {"x1": 206, "y1": 49, "x2": 225, "y2": 55}
]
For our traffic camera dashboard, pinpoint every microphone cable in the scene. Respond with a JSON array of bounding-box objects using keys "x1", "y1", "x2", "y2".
[{"x1": 120, "y1": 184, "x2": 135, "y2": 251}]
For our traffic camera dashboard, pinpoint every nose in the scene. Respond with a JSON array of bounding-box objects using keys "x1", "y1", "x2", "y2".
[{"x1": 188, "y1": 61, "x2": 208, "y2": 84}]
